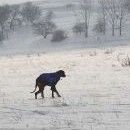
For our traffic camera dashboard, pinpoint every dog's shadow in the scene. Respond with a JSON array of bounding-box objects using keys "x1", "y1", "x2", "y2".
[{"x1": 28, "y1": 97, "x2": 69, "y2": 108}]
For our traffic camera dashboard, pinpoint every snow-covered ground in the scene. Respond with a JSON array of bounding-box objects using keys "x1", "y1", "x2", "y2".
[{"x1": 0, "y1": 47, "x2": 130, "y2": 130}]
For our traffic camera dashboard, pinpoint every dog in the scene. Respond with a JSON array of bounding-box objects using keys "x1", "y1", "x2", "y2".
[{"x1": 30, "y1": 70, "x2": 66, "y2": 99}]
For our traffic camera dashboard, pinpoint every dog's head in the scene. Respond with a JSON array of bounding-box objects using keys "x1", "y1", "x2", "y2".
[{"x1": 56, "y1": 70, "x2": 66, "y2": 77}]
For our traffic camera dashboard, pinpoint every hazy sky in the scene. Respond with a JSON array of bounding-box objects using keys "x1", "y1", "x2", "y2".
[{"x1": 0, "y1": 0, "x2": 37, "y2": 5}]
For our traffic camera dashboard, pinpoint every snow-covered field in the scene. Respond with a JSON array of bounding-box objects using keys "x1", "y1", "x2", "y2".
[
  {"x1": 0, "y1": 0, "x2": 130, "y2": 129},
  {"x1": 0, "y1": 47, "x2": 130, "y2": 130}
]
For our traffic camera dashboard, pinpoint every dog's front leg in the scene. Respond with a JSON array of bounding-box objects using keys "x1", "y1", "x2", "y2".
[
  {"x1": 53, "y1": 86, "x2": 61, "y2": 97},
  {"x1": 55, "y1": 89, "x2": 61, "y2": 97}
]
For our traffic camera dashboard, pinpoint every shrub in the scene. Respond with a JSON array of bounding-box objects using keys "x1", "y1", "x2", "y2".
[
  {"x1": 93, "y1": 19, "x2": 105, "y2": 34},
  {"x1": 72, "y1": 23, "x2": 85, "y2": 34},
  {"x1": 104, "y1": 48, "x2": 113, "y2": 54},
  {"x1": 119, "y1": 55, "x2": 130, "y2": 67},
  {"x1": 51, "y1": 30, "x2": 67, "y2": 42},
  {"x1": 0, "y1": 31, "x2": 4, "y2": 41}
]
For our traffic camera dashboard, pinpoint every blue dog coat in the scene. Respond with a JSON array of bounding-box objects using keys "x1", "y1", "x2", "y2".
[{"x1": 39, "y1": 72, "x2": 61, "y2": 86}]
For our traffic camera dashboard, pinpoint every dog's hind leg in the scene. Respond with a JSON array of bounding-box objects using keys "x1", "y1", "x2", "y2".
[
  {"x1": 35, "y1": 90, "x2": 40, "y2": 99},
  {"x1": 41, "y1": 87, "x2": 44, "y2": 98},
  {"x1": 51, "y1": 89, "x2": 54, "y2": 98}
]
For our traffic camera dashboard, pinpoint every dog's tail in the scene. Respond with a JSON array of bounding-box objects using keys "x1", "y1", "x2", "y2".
[{"x1": 30, "y1": 83, "x2": 37, "y2": 93}]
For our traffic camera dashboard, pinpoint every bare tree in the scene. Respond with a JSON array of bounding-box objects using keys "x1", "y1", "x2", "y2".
[
  {"x1": 116, "y1": 0, "x2": 129, "y2": 36},
  {"x1": 22, "y1": 2, "x2": 42, "y2": 24},
  {"x1": 80, "y1": 0, "x2": 92, "y2": 37},
  {"x1": 9, "y1": 4, "x2": 22, "y2": 30},
  {"x1": 45, "y1": 11, "x2": 54, "y2": 22},
  {"x1": 33, "y1": 20, "x2": 56, "y2": 38},
  {"x1": 0, "y1": 5, "x2": 10, "y2": 39},
  {"x1": 99, "y1": 0, "x2": 107, "y2": 35},
  {"x1": 102, "y1": 0, "x2": 129, "y2": 36},
  {"x1": 32, "y1": 10, "x2": 56, "y2": 38},
  {"x1": 125, "y1": 0, "x2": 130, "y2": 12},
  {"x1": 105, "y1": 0, "x2": 118, "y2": 36}
]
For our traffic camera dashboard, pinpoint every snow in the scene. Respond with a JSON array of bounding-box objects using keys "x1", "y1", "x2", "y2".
[{"x1": 0, "y1": 47, "x2": 130, "y2": 130}]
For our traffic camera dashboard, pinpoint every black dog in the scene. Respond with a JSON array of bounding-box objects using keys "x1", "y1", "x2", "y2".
[{"x1": 30, "y1": 70, "x2": 66, "y2": 99}]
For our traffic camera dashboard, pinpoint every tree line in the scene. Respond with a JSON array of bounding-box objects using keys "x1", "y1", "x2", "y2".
[
  {"x1": 73, "y1": 0, "x2": 130, "y2": 37},
  {"x1": 0, "y1": 0, "x2": 130, "y2": 42}
]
